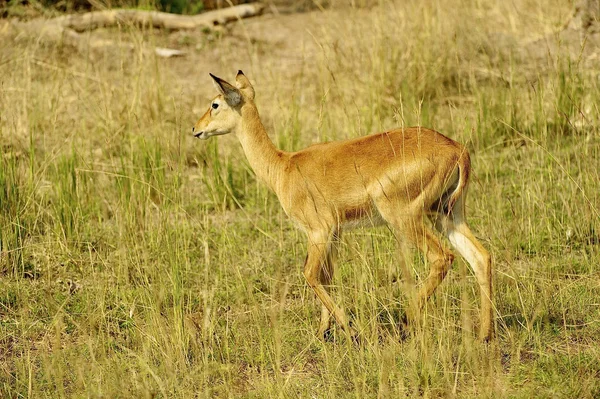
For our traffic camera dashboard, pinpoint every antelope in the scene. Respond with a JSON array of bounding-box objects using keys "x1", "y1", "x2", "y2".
[{"x1": 192, "y1": 71, "x2": 493, "y2": 341}]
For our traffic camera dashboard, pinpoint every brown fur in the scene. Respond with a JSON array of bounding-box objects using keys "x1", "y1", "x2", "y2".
[{"x1": 193, "y1": 71, "x2": 494, "y2": 341}]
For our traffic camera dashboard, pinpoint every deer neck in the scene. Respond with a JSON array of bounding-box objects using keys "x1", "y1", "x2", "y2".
[{"x1": 236, "y1": 103, "x2": 285, "y2": 192}]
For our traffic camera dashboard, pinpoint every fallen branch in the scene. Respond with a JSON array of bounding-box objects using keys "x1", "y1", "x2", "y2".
[
  {"x1": 3, "y1": 3, "x2": 265, "y2": 58},
  {"x1": 44, "y1": 3, "x2": 265, "y2": 32}
]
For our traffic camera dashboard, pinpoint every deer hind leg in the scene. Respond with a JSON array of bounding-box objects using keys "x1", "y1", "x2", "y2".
[
  {"x1": 435, "y1": 199, "x2": 493, "y2": 341},
  {"x1": 406, "y1": 219, "x2": 455, "y2": 310},
  {"x1": 376, "y1": 203, "x2": 454, "y2": 323},
  {"x1": 317, "y1": 229, "x2": 341, "y2": 339},
  {"x1": 304, "y1": 229, "x2": 353, "y2": 338}
]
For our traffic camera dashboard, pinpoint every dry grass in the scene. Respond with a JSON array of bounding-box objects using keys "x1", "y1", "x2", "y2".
[{"x1": 1, "y1": 0, "x2": 600, "y2": 397}]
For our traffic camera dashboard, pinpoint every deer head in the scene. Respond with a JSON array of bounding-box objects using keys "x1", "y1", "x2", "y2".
[{"x1": 192, "y1": 70, "x2": 255, "y2": 140}]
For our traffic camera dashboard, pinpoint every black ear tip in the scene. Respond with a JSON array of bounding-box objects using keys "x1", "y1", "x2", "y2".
[
  {"x1": 237, "y1": 70, "x2": 244, "y2": 76},
  {"x1": 210, "y1": 73, "x2": 226, "y2": 84}
]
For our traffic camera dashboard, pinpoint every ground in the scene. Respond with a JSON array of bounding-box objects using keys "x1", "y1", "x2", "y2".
[{"x1": 1, "y1": 0, "x2": 600, "y2": 397}]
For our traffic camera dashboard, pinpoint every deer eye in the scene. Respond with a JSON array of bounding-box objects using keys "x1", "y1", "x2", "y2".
[{"x1": 211, "y1": 103, "x2": 219, "y2": 110}]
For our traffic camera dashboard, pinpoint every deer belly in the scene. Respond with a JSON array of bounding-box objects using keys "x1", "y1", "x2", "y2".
[{"x1": 341, "y1": 204, "x2": 385, "y2": 229}]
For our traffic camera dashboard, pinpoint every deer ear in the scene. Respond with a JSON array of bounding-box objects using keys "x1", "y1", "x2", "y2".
[
  {"x1": 210, "y1": 73, "x2": 242, "y2": 106},
  {"x1": 235, "y1": 70, "x2": 255, "y2": 100}
]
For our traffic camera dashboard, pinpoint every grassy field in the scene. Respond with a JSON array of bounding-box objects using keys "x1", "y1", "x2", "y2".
[{"x1": 1, "y1": 0, "x2": 600, "y2": 397}]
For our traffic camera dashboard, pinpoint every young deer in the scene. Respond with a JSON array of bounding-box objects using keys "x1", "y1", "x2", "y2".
[{"x1": 192, "y1": 71, "x2": 493, "y2": 341}]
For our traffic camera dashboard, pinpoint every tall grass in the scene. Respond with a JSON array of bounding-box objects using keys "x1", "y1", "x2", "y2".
[{"x1": 1, "y1": 0, "x2": 599, "y2": 397}]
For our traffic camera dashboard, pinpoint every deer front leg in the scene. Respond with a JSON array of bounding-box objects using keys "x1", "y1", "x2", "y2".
[
  {"x1": 316, "y1": 229, "x2": 341, "y2": 339},
  {"x1": 304, "y1": 230, "x2": 354, "y2": 339},
  {"x1": 316, "y1": 255, "x2": 333, "y2": 339}
]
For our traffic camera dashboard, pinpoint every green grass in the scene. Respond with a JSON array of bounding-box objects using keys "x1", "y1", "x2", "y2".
[{"x1": 1, "y1": 0, "x2": 600, "y2": 397}]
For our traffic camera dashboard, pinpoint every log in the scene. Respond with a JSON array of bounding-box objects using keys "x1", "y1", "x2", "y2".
[
  {"x1": 2, "y1": 3, "x2": 266, "y2": 58},
  {"x1": 45, "y1": 3, "x2": 265, "y2": 32}
]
